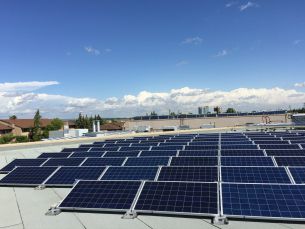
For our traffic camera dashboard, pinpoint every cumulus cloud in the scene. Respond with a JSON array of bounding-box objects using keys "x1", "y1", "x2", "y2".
[
  {"x1": 240, "y1": 1, "x2": 258, "y2": 11},
  {"x1": 181, "y1": 37, "x2": 203, "y2": 45},
  {"x1": 84, "y1": 46, "x2": 101, "y2": 55},
  {"x1": 0, "y1": 81, "x2": 59, "y2": 92},
  {"x1": 294, "y1": 82, "x2": 305, "y2": 88},
  {"x1": 225, "y1": 1, "x2": 238, "y2": 8},
  {"x1": 0, "y1": 82, "x2": 305, "y2": 118},
  {"x1": 214, "y1": 49, "x2": 228, "y2": 57}
]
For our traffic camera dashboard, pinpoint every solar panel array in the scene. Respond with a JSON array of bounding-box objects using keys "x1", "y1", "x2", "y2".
[{"x1": 1, "y1": 131, "x2": 305, "y2": 222}]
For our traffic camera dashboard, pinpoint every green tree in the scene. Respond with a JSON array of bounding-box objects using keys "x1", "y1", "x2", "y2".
[
  {"x1": 9, "y1": 115, "x2": 17, "y2": 120},
  {"x1": 226, "y1": 108, "x2": 236, "y2": 113},
  {"x1": 32, "y1": 109, "x2": 42, "y2": 141},
  {"x1": 214, "y1": 106, "x2": 221, "y2": 114},
  {"x1": 42, "y1": 118, "x2": 64, "y2": 138}
]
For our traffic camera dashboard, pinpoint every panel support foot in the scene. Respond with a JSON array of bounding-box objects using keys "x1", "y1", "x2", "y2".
[
  {"x1": 35, "y1": 185, "x2": 46, "y2": 190},
  {"x1": 212, "y1": 216, "x2": 228, "y2": 225},
  {"x1": 45, "y1": 206, "x2": 61, "y2": 216},
  {"x1": 122, "y1": 210, "x2": 137, "y2": 219}
]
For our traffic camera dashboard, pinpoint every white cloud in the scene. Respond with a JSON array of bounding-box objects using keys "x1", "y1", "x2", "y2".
[
  {"x1": 0, "y1": 81, "x2": 59, "y2": 92},
  {"x1": 226, "y1": 1, "x2": 238, "y2": 8},
  {"x1": 214, "y1": 49, "x2": 228, "y2": 57},
  {"x1": 84, "y1": 46, "x2": 101, "y2": 55},
  {"x1": 176, "y1": 60, "x2": 189, "y2": 66},
  {"x1": 293, "y1": 40, "x2": 302, "y2": 45},
  {"x1": 104, "y1": 48, "x2": 112, "y2": 53},
  {"x1": 294, "y1": 82, "x2": 305, "y2": 88},
  {"x1": 0, "y1": 82, "x2": 305, "y2": 118},
  {"x1": 240, "y1": 1, "x2": 258, "y2": 11},
  {"x1": 181, "y1": 37, "x2": 203, "y2": 45}
]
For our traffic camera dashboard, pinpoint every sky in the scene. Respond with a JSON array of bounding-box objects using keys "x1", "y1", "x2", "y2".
[{"x1": 0, "y1": 0, "x2": 305, "y2": 118}]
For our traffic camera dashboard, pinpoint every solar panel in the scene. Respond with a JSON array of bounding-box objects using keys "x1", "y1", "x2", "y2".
[
  {"x1": 221, "y1": 157, "x2": 274, "y2": 166},
  {"x1": 158, "y1": 166, "x2": 218, "y2": 182},
  {"x1": 253, "y1": 140, "x2": 290, "y2": 144},
  {"x1": 220, "y1": 141, "x2": 253, "y2": 145},
  {"x1": 221, "y1": 145, "x2": 258, "y2": 150},
  {"x1": 265, "y1": 150, "x2": 305, "y2": 156},
  {"x1": 43, "y1": 158, "x2": 85, "y2": 167},
  {"x1": 222, "y1": 183, "x2": 305, "y2": 220},
  {"x1": 82, "y1": 157, "x2": 125, "y2": 166},
  {"x1": 151, "y1": 146, "x2": 184, "y2": 150},
  {"x1": 58, "y1": 180, "x2": 141, "y2": 212},
  {"x1": 259, "y1": 144, "x2": 300, "y2": 149},
  {"x1": 44, "y1": 166, "x2": 106, "y2": 186},
  {"x1": 62, "y1": 147, "x2": 91, "y2": 152},
  {"x1": 139, "y1": 150, "x2": 177, "y2": 157},
  {"x1": 221, "y1": 167, "x2": 291, "y2": 183},
  {"x1": 189, "y1": 142, "x2": 219, "y2": 146},
  {"x1": 170, "y1": 157, "x2": 218, "y2": 166},
  {"x1": 178, "y1": 150, "x2": 218, "y2": 156},
  {"x1": 134, "y1": 181, "x2": 218, "y2": 215},
  {"x1": 0, "y1": 158, "x2": 47, "y2": 173},
  {"x1": 275, "y1": 157, "x2": 305, "y2": 166},
  {"x1": 120, "y1": 146, "x2": 150, "y2": 151},
  {"x1": 124, "y1": 157, "x2": 169, "y2": 166},
  {"x1": 221, "y1": 150, "x2": 265, "y2": 156},
  {"x1": 0, "y1": 166, "x2": 57, "y2": 186},
  {"x1": 289, "y1": 167, "x2": 305, "y2": 184},
  {"x1": 37, "y1": 152, "x2": 71, "y2": 158},
  {"x1": 103, "y1": 151, "x2": 139, "y2": 157},
  {"x1": 101, "y1": 166, "x2": 158, "y2": 181},
  {"x1": 69, "y1": 152, "x2": 105, "y2": 158},
  {"x1": 184, "y1": 145, "x2": 219, "y2": 150}
]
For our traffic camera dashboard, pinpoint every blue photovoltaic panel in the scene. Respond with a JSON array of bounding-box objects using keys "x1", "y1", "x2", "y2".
[
  {"x1": 131, "y1": 142, "x2": 159, "y2": 146},
  {"x1": 221, "y1": 167, "x2": 291, "y2": 183},
  {"x1": 43, "y1": 158, "x2": 85, "y2": 167},
  {"x1": 120, "y1": 146, "x2": 150, "y2": 151},
  {"x1": 158, "y1": 166, "x2": 218, "y2": 182},
  {"x1": 178, "y1": 150, "x2": 218, "y2": 157},
  {"x1": 265, "y1": 150, "x2": 305, "y2": 156},
  {"x1": 82, "y1": 157, "x2": 125, "y2": 166},
  {"x1": 0, "y1": 158, "x2": 47, "y2": 173},
  {"x1": 289, "y1": 167, "x2": 305, "y2": 184},
  {"x1": 103, "y1": 151, "x2": 139, "y2": 157},
  {"x1": 259, "y1": 144, "x2": 300, "y2": 149},
  {"x1": 37, "y1": 152, "x2": 71, "y2": 158},
  {"x1": 188, "y1": 142, "x2": 219, "y2": 146},
  {"x1": 62, "y1": 147, "x2": 91, "y2": 152},
  {"x1": 222, "y1": 183, "x2": 305, "y2": 219},
  {"x1": 221, "y1": 157, "x2": 274, "y2": 166},
  {"x1": 275, "y1": 157, "x2": 305, "y2": 166},
  {"x1": 124, "y1": 157, "x2": 169, "y2": 166},
  {"x1": 151, "y1": 146, "x2": 184, "y2": 150},
  {"x1": 221, "y1": 145, "x2": 258, "y2": 150},
  {"x1": 101, "y1": 166, "x2": 158, "y2": 180},
  {"x1": 220, "y1": 141, "x2": 253, "y2": 145},
  {"x1": 184, "y1": 145, "x2": 218, "y2": 150},
  {"x1": 58, "y1": 180, "x2": 141, "y2": 211},
  {"x1": 170, "y1": 157, "x2": 218, "y2": 166},
  {"x1": 140, "y1": 150, "x2": 177, "y2": 157},
  {"x1": 159, "y1": 142, "x2": 187, "y2": 146},
  {"x1": 45, "y1": 166, "x2": 106, "y2": 186},
  {"x1": 96, "y1": 146, "x2": 120, "y2": 151},
  {"x1": 0, "y1": 166, "x2": 57, "y2": 185},
  {"x1": 70, "y1": 152, "x2": 105, "y2": 158},
  {"x1": 254, "y1": 140, "x2": 290, "y2": 144},
  {"x1": 135, "y1": 181, "x2": 218, "y2": 215},
  {"x1": 221, "y1": 150, "x2": 265, "y2": 156}
]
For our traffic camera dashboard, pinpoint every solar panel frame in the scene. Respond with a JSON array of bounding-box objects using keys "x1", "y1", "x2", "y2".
[
  {"x1": 0, "y1": 158, "x2": 48, "y2": 173},
  {"x1": 37, "y1": 152, "x2": 72, "y2": 158},
  {"x1": 139, "y1": 150, "x2": 178, "y2": 157},
  {"x1": 221, "y1": 156, "x2": 274, "y2": 166},
  {"x1": 42, "y1": 158, "x2": 85, "y2": 167},
  {"x1": 288, "y1": 167, "x2": 305, "y2": 184},
  {"x1": 170, "y1": 157, "x2": 218, "y2": 166},
  {"x1": 124, "y1": 157, "x2": 170, "y2": 166},
  {"x1": 81, "y1": 157, "x2": 126, "y2": 166},
  {"x1": 103, "y1": 151, "x2": 140, "y2": 157}
]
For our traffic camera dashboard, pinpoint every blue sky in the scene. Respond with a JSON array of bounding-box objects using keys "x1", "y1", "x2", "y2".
[{"x1": 0, "y1": 0, "x2": 305, "y2": 117}]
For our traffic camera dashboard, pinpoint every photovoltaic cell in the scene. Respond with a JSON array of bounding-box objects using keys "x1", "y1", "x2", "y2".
[
  {"x1": 82, "y1": 157, "x2": 125, "y2": 166},
  {"x1": 70, "y1": 152, "x2": 105, "y2": 158},
  {"x1": 170, "y1": 157, "x2": 218, "y2": 166},
  {"x1": 101, "y1": 166, "x2": 158, "y2": 180},
  {"x1": 221, "y1": 157, "x2": 274, "y2": 166},
  {"x1": 124, "y1": 157, "x2": 169, "y2": 166},
  {"x1": 135, "y1": 181, "x2": 218, "y2": 215},
  {"x1": 0, "y1": 166, "x2": 57, "y2": 186},
  {"x1": 221, "y1": 145, "x2": 258, "y2": 150},
  {"x1": 275, "y1": 157, "x2": 305, "y2": 166},
  {"x1": 259, "y1": 144, "x2": 300, "y2": 150},
  {"x1": 58, "y1": 180, "x2": 141, "y2": 211},
  {"x1": 140, "y1": 150, "x2": 177, "y2": 157},
  {"x1": 0, "y1": 158, "x2": 47, "y2": 173},
  {"x1": 37, "y1": 152, "x2": 71, "y2": 158},
  {"x1": 221, "y1": 167, "x2": 291, "y2": 183},
  {"x1": 45, "y1": 166, "x2": 106, "y2": 186},
  {"x1": 221, "y1": 150, "x2": 264, "y2": 156},
  {"x1": 289, "y1": 167, "x2": 305, "y2": 184},
  {"x1": 222, "y1": 183, "x2": 305, "y2": 219},
  {"x1": 158, "y1": 166, "x2": 218, "y2": 182},
  {"x1": 265, "y1": 150, "x2": 305, "y2": 156},
  {"x1": 103, "y1": 151, "x2": 139, "y2": 157},
  {"x1": 178, "y1": 150, "x2": 218, "y2": 157},
  {"x1": 43, "y1": 158, "x2": 85, "y2": 167},
  {"x1": 184, "y1": 145, "x2": 219, "y2": 150}
]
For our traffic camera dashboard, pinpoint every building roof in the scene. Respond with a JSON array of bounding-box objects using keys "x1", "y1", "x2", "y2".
[
  {"x1": 100, "y1": 122, "x2": 123, "y2": 131},
  {"x1": 0, "y1": 123, "x2": 13, "y2": 131},
  {"x1": 1, "y1": 119, "x2": 52, "y2": 129}
]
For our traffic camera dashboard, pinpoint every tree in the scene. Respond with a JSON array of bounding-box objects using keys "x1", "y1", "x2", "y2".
[
  {"x1": 226, "y1": 108, "x2": 236, "y2": 113},
  {"x1": 32, "y1": 109, "x2": 42, "y2": 141},
  {"x1": 9, "y1": 115, "x2": 17, "y2": 120},
  {"x1": 150, "y1": 111, "x2": 157, "y2": 116},
  {"x1": 214, "y1": 106, "x2": 221, "y2": 114},
  {"x1": 42, "y1": 118, "x2": 64, "y2": 138}
]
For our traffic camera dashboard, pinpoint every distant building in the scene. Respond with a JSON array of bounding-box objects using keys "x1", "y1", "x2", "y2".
[{"x1": 198, "y1": 106, "x2": 209, "y2": 115}]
